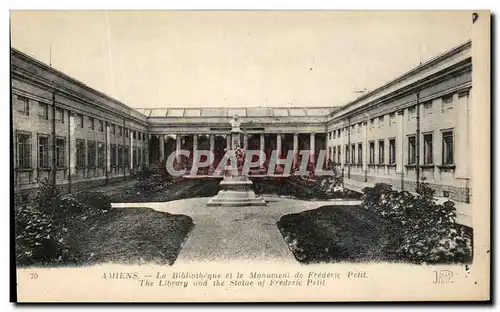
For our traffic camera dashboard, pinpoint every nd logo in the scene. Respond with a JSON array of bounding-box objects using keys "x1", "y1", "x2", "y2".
[{"x1": 433, "y1": 270, "x2": 454, "y2": 284}]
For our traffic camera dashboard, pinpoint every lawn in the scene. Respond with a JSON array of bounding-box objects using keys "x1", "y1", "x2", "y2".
[
  {"x1": 252, "y1": 177, "x2": 362, "y2": 200},
  {"x1": 277, "y1": 205, "x2": 400, "y2": 264},
  {"x1": 68, "y1": 207, "x2": 194, "y2": 266},
  {"x1": 110, "y1": 178, "x2": 221, "y2": 203}
]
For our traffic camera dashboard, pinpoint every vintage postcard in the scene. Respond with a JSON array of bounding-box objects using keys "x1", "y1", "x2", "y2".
[{"x1": 11, "y1": 10, "x2": 490, "y2": 302}]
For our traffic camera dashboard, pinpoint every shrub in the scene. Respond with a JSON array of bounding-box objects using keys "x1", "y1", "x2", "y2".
[
  {"x1": 28, "y1": 179, "x2": 61, "y2": 215},
  {"x1": 136, "y1": 165, "x2": 154, "y2": 180},
  {"x1": 73, "y1": 191, "x2": 112, "y2": 215},
  {"x1": 360, "y1": 181, "x2": 472, "y2": 264},
  {"x1": 15, "y1": 205, "x2": 63, "y2": 265},
  {"x1": 16, "y1": 184, "x2": 111, "y2": 266}
]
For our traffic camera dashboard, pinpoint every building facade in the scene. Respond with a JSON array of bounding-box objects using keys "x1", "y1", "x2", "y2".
[{"x1": 11, "y1": 40, "x2": 472, "y2": 203}]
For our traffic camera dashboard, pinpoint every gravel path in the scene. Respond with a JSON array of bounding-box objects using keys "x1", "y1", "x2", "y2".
[{"x1": 112, "y1": 196, "x2": 361, "y2": 263}]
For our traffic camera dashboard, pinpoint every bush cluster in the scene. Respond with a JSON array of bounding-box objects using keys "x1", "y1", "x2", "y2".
[
  {"x1": 134, "y1": 165, "x2": 172, "y2": 195},
  {"x1": 361, "y1": 181, "x2": 473, "y2": 264},
  {"x1": 15, "y1": 179, "x2": 111, "y2": 266}
]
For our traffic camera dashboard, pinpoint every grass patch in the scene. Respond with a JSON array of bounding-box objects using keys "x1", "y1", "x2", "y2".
[
  {"x1": 68, "y1": 207, "x2": 194, "y2": 266},
  {"x1": 277, "y1": 205, "x2": 400, "y2": 264},
  {"x1": 110, "y1": 178, "x2": 221, "y2": 203}
]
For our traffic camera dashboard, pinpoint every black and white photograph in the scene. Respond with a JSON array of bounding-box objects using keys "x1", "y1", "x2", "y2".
[{"x1": 10, "y1": 9, "x2": 491, "y2": 302}]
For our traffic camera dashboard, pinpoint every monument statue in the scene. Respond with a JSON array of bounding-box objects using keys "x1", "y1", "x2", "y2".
[
  {"x1": 206, "y1": 115, "x2": 267, "y2": 207},
  {"x1": 229, "y1": 115, "x2": 242, "y2": 133}
]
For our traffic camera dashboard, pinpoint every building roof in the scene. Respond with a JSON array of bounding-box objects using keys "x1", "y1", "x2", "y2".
[{"x1": 134, "y1": 107, "x2": 338, "y2": 118}]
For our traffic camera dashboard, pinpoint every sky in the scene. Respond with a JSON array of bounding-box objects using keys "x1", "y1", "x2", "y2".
[{"x1": 10, "y1": 10, "x2": 472, "y2": 109}]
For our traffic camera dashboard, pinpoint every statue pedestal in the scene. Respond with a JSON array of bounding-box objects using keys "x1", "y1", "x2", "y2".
[
  {"x1": 207, "y1": 177, "x2": 267, "y2": 207},
  {"x1": 207, "y1": 119, "x2": 266, "y2": 207}
]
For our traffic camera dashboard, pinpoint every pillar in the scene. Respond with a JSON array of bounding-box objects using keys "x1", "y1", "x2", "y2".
[
  {"x1": 340, "y1": 129, "x2": 344, "y2": 170},
  {"x1": 145, "y1": 135, "x2": 150, "y2": 167},
  {"x1": 455, "y1": 90, "x2": 470, "y2": 179},
  {"x1": 69, "y1": 114, "x2": 76, "y2": 176},
  {"x1": 129, "y1": 131, "x2": 134, "y2": 170},
  {"x1": 310, "y1": 132, "x2": 315, "y2": 165},
  {"x1": 293, "y1": 133, "x2": 299, "y2": 167},
  {"x1": 106, "y1": 124, "x2": 111, "y2": 172},
  {"x1": 176, "y1": 134, "x2": 181, "y2": 162},
  {"x1": 396, "y1": 110, "x2": 404, "y2": 173},
  {"x1": 260, "y1": 133, "x2": 265, "y2": 167},
  {"x1": 209, "y1": 134, "x2": 215, "y2": 169},
  {"x1": 226, "y1": 135, "x2": 231, "y2": 150},
  {"x1": 362, "y1": 121, "x2": 368, "y2": 172},
  {"x1": 192, "y1": 134, "x2": 198, "y2": 154},
  {"x1": 276, "y1": 133, "x2": 282, "y2": 160},
  {"x1": 159, "y1": 134, "x2": 165, "y2": 162},
  {"x1": 243, "y1": 133, "x2": 248, "y2": 150}
]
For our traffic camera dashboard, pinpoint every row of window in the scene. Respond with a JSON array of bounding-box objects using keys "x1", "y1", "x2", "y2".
[
  {"x1": 327, "y1": 93, "x2": 455, "y2": 140},
  {"x1": 16, "y1": 132, "x2": 147, "y2": 169},
  {"x1": 330, "y1": 130, "x2": 454, "y2": 166},
  {"x1": 15, "y1": 94, "x2": 147, "y2": 141}
]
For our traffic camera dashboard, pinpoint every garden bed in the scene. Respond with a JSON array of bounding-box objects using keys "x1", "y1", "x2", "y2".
[
  {"x1": 277, "y1": 205, "x2": 400, "y2": 264},
  {"x1": 252, "y1": 177, "x2": 362, "y2": 201},
  {"x1": 69, "y1": 207, "x2": 194, "y2": 266},
  {"x1": 110, "y1": 178, "x2": 221, "y2": 203}
]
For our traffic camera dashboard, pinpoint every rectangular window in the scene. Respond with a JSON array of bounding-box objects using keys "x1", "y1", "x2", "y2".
[
  {"x1": 97, "y1": 142, "x2": 105, "y2": 167},
  {"x1": 389, "y1": 113, "x2": 395, "y2": 126},
  {"x1": 389, "y1": 139, "x2": 396, "y2": 165},
  {"x1": 351, "y1": 144, "x2": 356, "y2": 164},
  {"x1": 87, "y1": 140, "x2": 96, "y2": 167},
  {"x1": 333, "y1": 131, "x2": 336, "y2": 139},
  {"x1": 408, "y1": 106, "x2": 416, "y2": 121},
  {"x1": 370, "y1": 119, "x2": 375, "y2": 129},
  {"x1": 124, "y1": 146, "x2": 130, "y2": 166},
  {"x1": 55, "y1": 108, "x2": 64, "y2": 123},
  {"x1": 424, "y1": 101, "x2": 433, "y2": 114},
  {"x1": 378, "y1": 116, "x2": 384, "y2": 128},
  {"x1": 133, "y1": 131, "x2": 137, "y2": 140},
  {"x1": 378, "y1": 140, "x2": 385, "y2": 164},
  {"x1": 442, "y1": 131, "x2": 454, "y2": 165},
  {"x1": 408, "y1": 136, "x2": 416, "y2": 165},
  {"x1": 133, "y1": 147, "x2": 138, "y2": 167},
  {"x1": 332, "y1": 146, "x2": 336, "y2": 163},
  {"x1": 76, "y1": 139, "x2": 85, "y2": 167},
  {"x1": 442, "y1": 94, "x2": 454, "y2": 112},
  {"x1": 111, "y1": 124, "x2": 116, "y2": 135},
  {"x1": 88, "y1": 117, "x2": 95, "y2": 130},
  {"x1": 125, "y1": 128, "x2": 129, "y2": 137},
  {"x1": 56, "y1": 137, "x2": 65, "y2": 167},
  {"x1": 423, "y1": 133, "x2": 433, "y2": 165},
  {"x1": 111, "y1": 144, "x2": 117, "y2": 167},
  {"x1": 369, "y1": 141, "x2": 375, "y2": 164},
  {"x1": 118, "y1": 126, "x2": 122, "y2": 136},
  {"x1": 77, "y1": 114, "x2": 84, "y2": 128},
  {"x1": 17, "y1": 132, "x2": 32, "y2": 168},
  {"x1": 118, "y1": 145, "x2": 123, "y2": 167},
  {"x1": 442, "y1": 94, "x2": 453, "y2": 103},
  {"x1": 38, "y1": 135, "x2": 49, "y2": 168},
  {"x1": 337, "y1": 145, "x2": 341, "y2": 163},
  {"x1": 16, "y1": 95, "x2": 29, "y2": 116},
  {"x1": 98, "y1": 120, "x2": 104, "y2": 132},
  {"x1": 357, "y1": 143, "x2": 362, "y2": 164},
  {"x1": 38, "y1": 102, "x2": 48, "y2": 120}
]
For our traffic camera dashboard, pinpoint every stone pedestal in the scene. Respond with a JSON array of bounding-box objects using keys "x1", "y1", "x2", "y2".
[
  {"x1": 207, "y1": 116, "x2": 267, "y2": 207},
  {"x1": 206, "y1": 177, "x2": 267, "y2": 207}
]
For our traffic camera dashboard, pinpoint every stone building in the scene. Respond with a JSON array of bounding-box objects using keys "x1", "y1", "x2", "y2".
[{"x1": 11, "y1": 40, "x2": 472, "y2": 204}]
